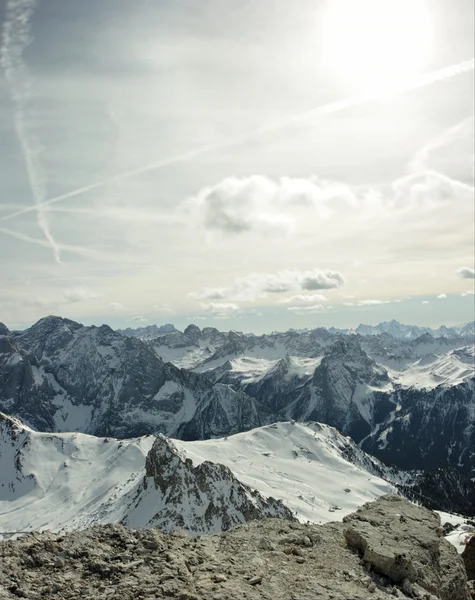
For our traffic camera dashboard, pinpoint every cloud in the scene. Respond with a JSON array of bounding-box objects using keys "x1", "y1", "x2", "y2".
[
  {"x1": 191, "y1": 269, "x2": 345, "y2": 302},
  {"x1": 422, "y1": 300, "x2": 429, "y2": 304},
  {"x1": 461, "y1": 290, "x2": 475, "y2": 297},
  {"x1": 279, "y1": 294, "x2": 328, "y2": 304},
  {"x1": 181, "y1": 175, "x2": 352, "y2": 235},
  {"x1": 153, "y1": 303, "x2": 175, "y2": 314},
  {"x1": 200, "y1": 302, "x2": 240, "y2": 318},
  {"x1": 436, "y1": 293, "x2": 447, "y2": 299},
  {"x1": 132, "y1": 315, "x2": 148, "y2": 323},
  {"x1": 0, "y1": 58, "x2": 471, "y2": 237},
  {"x1": 286, "y1": 304, "x2": 325, "y2": 314},
  {"x1": 300, "y1": 270, "x2": 345, "y2": 291},
  {"x1": 62, "y1": 286, "x2": 100, "y2": 304},
  {"x1": 345, "y1": 299, "x2": 390, "y2": 306},
  {"x1": 457, "y1": 267, "x2": 475, "y2": 279}
]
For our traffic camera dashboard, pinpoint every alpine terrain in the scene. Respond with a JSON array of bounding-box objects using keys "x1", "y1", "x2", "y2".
[{"x1": 1, "y1": 316, "x2": 473, "y2": 476}]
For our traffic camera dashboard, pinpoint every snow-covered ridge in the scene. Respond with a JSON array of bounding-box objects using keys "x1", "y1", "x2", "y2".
[
  {"x1": 0, "y1": 413, "x2": 292, "y2": 536},
  {"x1": 1, "y1": 413, "x2": 473, "y2": 541},
  {"x1": 0, "y1": 413, "x2": 399, "y2": 535}
]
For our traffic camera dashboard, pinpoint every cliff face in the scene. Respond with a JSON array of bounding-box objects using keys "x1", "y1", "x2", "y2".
[
  {"x1": 0, "y1": 316, "x2": 265, "y2": 440},
  {"x1": 0, "y1": 495, "x2": 471, "y2": 600}
]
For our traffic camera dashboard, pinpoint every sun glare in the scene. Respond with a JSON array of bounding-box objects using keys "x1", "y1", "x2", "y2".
[{"x1": 321, "y1": 0, "x2": 434, "y2": 92}]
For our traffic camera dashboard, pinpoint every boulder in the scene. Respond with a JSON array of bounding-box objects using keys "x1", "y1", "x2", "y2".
[{"x1": 343, "y1": 494, "x2": 469, "y2": 600}]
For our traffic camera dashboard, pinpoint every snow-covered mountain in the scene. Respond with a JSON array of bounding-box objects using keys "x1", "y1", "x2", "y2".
[
  {"x1": 355, "y1": 319, "x2": 474, "y2": 340},
  {"x1": 0, "y1": 316, "x2": 268, "y2": 440},
  {"x1": 0, "y1": 412, "x2": 292, "y2": 535},
  {"x1": 1, "y1": 316, "x2": 473, "y2": 477},
  {"x1": 117, "y1": 323, "x2": 178, "y2": 339},
  {"x1": 201, "y1": 334, "x2": 474, "y2": 475},
  {"x1": 1, "y1": 413, "x2": 472, "y2": 538}
]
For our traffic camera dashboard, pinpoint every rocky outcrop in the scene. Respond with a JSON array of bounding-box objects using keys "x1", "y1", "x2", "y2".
[
  {"x1": 463, "y1": 534, "x2": 475, "y2": 580},
  {"x1": 0, "y1": 495, "x2": 470, "y2": 600},
  {"x1": 121, "y1": 435, "x2": 294, "y2": 533},
  {"x1": 343, "y1": 494, "x2": 470, "y2": 600}
]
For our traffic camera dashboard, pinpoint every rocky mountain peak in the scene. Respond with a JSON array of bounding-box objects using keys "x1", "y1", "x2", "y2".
[
  {"x1": 129, "y1": 434, "x2": 295, "y2": 533},
  {"x1": 184, "y1": 323, "x2": 202, "y2": 343},
  {"x1": 0, "y1": 411, "x2": 26, "y2": 439},
  {"x1": 414, "y1": 332, "x2": 436, "y2": 343}
]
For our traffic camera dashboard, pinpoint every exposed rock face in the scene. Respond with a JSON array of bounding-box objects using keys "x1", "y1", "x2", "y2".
[
  {"x1": 343, "y1": 494, "x2": 469, "y2": 600},
  {"x1": 395, "y1": 468, "x2": 475, "y2": 516},
  {"x1": 463, "y1": 534, "x2": 475, "y2": 580},
  {"x1": 1, "y1": 316, "x2": 474, "y2": 479},
  {"x1": 274, "y1": 338, "x2": 390, "y2": 441},
  {"x1": 117, "y1": 323, "x2": 178, "y2": 338},
  {"x1": 0, "y1": 496, "x2": 470, "y2": 600},
  {"x1": 0, "y1": 316, "x2": 266, "y2": 440},
  {"x1": 361, "y1": 380, "x2": 475, "y2": 476},
  {"x1": 122, "y1": 435, "x2": 295, "y2": 533}
]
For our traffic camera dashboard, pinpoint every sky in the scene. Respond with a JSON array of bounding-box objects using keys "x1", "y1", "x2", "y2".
[{"x1": 0, "y1": 0, "x2": 474, "y2": 333}]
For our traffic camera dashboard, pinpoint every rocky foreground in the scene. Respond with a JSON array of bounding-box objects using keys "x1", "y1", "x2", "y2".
[{"x1": 0, "y1": 495, "x2": 473, "y2": 600}]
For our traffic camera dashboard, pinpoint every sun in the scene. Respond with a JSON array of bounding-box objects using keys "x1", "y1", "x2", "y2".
[{"x1": 321, "y1": 0, "x2": 434, "y2": 92}]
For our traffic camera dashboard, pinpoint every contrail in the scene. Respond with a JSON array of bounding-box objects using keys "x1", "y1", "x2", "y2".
[
  {"x1": 0, "y1": 57, "x2": 473, "y2": 226},
  {"x1": 0, "y1": 225, "x2": 147, "y2": 264},
  {"x1": 0, "y1": 0, "x2": 62, "y2": 262}
]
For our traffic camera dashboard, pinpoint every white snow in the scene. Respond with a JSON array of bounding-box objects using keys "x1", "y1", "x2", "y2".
[
  {"x1": 437, "y1": 510, "x2": 475, "y2": 554},
  {"x1": 0, "y1": 419, "x2": 396, "y2": 535},
  {"x1": 175, "y1": 421, "x2": 396, "y2": 524},
  {"x1": 1, "y1": 416, "x2": 472, "y2": 551},
  {"x1": 226, "y1": 357, "x2": 279, "y2": 383}
]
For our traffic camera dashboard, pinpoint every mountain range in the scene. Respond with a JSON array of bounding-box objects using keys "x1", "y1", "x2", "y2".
[{"x1": 1, "y1": 316, "x2": 473, "y2": 478}]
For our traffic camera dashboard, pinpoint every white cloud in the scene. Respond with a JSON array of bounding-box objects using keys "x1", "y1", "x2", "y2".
[
  {"x1": 153, "y1": 303, "x2": 175, "y2": 314},
  {"x1": 62, "y1": 286, "x2": 100, "y2": 304},
  {"x1": 286, "y1": 304, "x2": 325, "y2": 313},
  {"x1": 132, "y1": 315, "x2": 148, "y2": 323},
  {"x1": 300, "y1": 270, "x2": 344, "y2": 291},
  {"x1": 422, "y1": 300, "x2": 429, "y2": 304},
  {"x1": 181, "y1": 175, "x2": 354, "y2": 235},
  {"x1": 357, "y1": 299, "x2": 390, "y2": 306},
  {"x1": 436, "y1": 293, "x2": 447, "y2": 299},
  {"x1": 457, "y1": 267, "x2": 475, "y2": 279},
  {"x1": 279, "y1": 294, "x2": 328, "y2": 304},
  {"x1": 191, "y1": 269, "x2": 345, "y2": 302},
  {"x1": 200, "y1": 302, "x2": 240, "y2": 317},
  {"x1": 461, "y1": 290, "x2": 475, "y2": 297}
]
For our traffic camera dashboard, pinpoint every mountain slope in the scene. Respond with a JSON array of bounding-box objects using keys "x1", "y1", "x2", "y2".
[
  {"x1": 1, "y1": 413, "x2": 473, "y2": 540},
  {"x1": 0, "y1": 414, "x2": 395, "y2": 533},
  {"x1": 1, "y1": 316, "x2": 473, "y2": 477},
  {"x1": 0, "y1": 316, "x2": 266, "y2": 439},
  {"x1": 0, "y1": 413, "x2": 292, "y2": 535}
]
